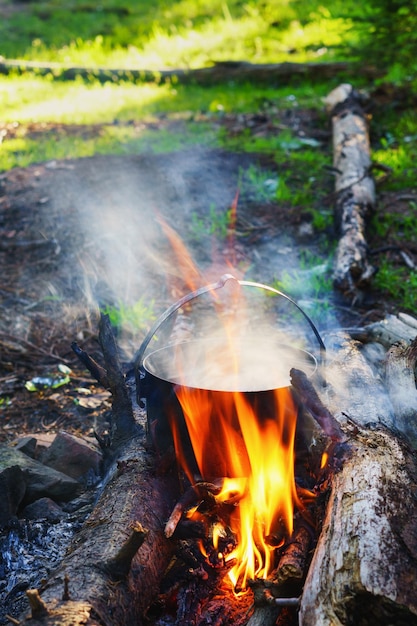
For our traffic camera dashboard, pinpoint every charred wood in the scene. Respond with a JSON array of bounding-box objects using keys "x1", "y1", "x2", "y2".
[
  {"x1": 18, "y1": 316, "x2": 177, "y2": 626},
  {"x1": 71, "y1": 341, "x2": 110, "y2": 389},
  {"x1": 273, "y1": 526, "x2": 311, "y2": 586},
  {"x1": 98, "y1": 314, "x2": 142, "y2": 449},
  {"x1": 290, "y1": 368, "x2": 345, "y2": 442},
  {"x1": 165, "y1": 481, "x2": 221, "y2": 538}
]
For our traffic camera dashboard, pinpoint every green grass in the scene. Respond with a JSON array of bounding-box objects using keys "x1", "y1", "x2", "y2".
[
  {"x1": 1, "y1": 0, "x2": 417, "y2": 315},
  {"x1": 101, "y1": 298, "x2": 156, "y2": 334},
  {"x1": 0, "y1": 0, "x2": 355, "y2": 68},
  {"x1": 0, "y1": 121, "x2": 219, "y2": 171},
  {"x1": 0, "y1": 73, "x2": 337, "y2": 127},
  {"x1": 0, "y1": 75, "x2": 334, "y2": 171},
  {"x1": 271, "y1": 251, "x2": 334, "y2": 319},
  {"x1": 373, "y1": 259, "x2": 417, "y2": 312}
]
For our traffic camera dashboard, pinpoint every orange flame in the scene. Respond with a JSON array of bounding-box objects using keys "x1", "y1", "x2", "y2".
[
  {"x1": 173, "y1": 384, "x2": 301, "y2": 588},
  {"x1": 157, "y1": 212, "x2": 305, "y2": 589}
]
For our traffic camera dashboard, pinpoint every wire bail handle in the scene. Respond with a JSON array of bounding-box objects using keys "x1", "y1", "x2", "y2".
[{"x1": 134, "y1": 273, "x2": 326, "y2": 402}]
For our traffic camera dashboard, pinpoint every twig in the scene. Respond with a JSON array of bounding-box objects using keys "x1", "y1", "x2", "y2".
[
  {"x1": 71, "y1": 341, "x2": 110, "y2": 387},
  {"x1": 273, "y1": 526, "x2": 311, "y2": 585},
  {"x1": 98, "y1": 314, "x2": 142, "y2": 448},
  {"x1": 165, "y1": 481, "x2": 221, "y2": 537}
]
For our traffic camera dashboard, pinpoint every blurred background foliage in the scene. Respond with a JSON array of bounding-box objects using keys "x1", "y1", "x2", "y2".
[{"x1": 0, "y1": 0, "x2": 415, "y2": 82}]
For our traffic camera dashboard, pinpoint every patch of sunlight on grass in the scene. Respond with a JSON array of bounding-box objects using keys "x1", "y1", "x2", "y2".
[
  {"x1": 373, "y1": 144, "x2": 417, "y2": 189},
  {"x1": 279, "y1": 15, "x2": 353, "y2": 59},
  {"x1": 138, "y1": 12, "x2": 272, "y2": 68},
  {"x1": 0, "y1": 75, "x2": 175, "y2": 124},
  {"x1": 1, "y1": 0, "x2": 355, "y2": 69},
  {"x1": 0, "y1": 73, "x2": 335, "y2": 129}
]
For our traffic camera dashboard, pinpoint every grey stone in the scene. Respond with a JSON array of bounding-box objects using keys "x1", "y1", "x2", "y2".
[
  {"x1": 15, "y1": 436, "x2": 37, "y2": 458},
  {"x1": 21, "y1": 497, "x2": 67, "y2": 522},
  {"x1": 41, "y1": 431, "x2": 102, "y2": 481},
  {"x1": 0, "y1": 464, "x2": 26, "y2": 526},
  {"x1": 0, "y1": 443, "x2": 80, "y2": 511}
]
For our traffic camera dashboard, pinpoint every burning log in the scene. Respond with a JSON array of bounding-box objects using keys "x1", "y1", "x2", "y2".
[
  {"x1": 325, "y1": 83, "x2": 376, "y2": 300},
  {"x1": 299, "y1": 332, "x2": 417, "y2": 625},
  {"x1": 273, "y1": 525, "x2": 311, "y2": 586},
  {"x1": 18, "y1": 315, "x2": 178, "y2": 626}
]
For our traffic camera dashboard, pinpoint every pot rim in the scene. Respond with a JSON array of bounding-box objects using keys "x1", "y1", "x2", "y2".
[{"x1": 141, "y1": 339, "x2": 318, "y2": 393}]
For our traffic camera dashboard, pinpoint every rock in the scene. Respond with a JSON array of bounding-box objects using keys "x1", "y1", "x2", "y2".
[
  {"x1": 0, "y1": 465, "x2": 26, "y2": 526},
  {"x1": 15, "y1": 436, "x2": 37, "y2": 458},
  {"x1": 15, "y1": 433, "x2": 56, "y2": 461},
  {"x1": 41, "y1": 431, "x2": 102, "y2": 481},
  {"x1": 21, "y1": 497, "x2": 67, "y2": 522},
  {"x1": 0, "y1": 443, "x2": 80, "y2": 513}
]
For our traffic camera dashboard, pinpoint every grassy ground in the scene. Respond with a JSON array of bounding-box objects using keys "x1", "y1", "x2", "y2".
[
  {"x1": 0, "y1": 0, "x2": 417, "y2": 313},
  {"x1": 0, "y1": 0, "x2": 356, "y2": 68}
]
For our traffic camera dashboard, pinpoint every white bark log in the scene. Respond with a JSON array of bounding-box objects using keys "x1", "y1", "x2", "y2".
[
  {"x1": 300, "y1": 428, "x2": 417, "y2": 625},
  {"x1": 300, "y1": 331, "x2": 417, "y2": 625},
  {"x1": 325, "y1": 84, "x2": 376, "y2": 299}
]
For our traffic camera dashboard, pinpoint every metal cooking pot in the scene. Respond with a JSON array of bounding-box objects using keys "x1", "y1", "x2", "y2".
[{"x1": 134, "y1": 274, "x2": 325, "y2": 473}]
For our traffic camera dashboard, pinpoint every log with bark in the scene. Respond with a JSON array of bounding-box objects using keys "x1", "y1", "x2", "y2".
[
  {"x1": 17, "y1": 315, "x2": 178, "y2": 626},
  {"x1": 15, "y1": 312, "x2": 417, "y2": 626},
  {"x1": 325, "y1": 83, "x2": 377, "y2": 301},
  {"x1": 299, "y1": 329, "x2": 417, "y2": 625},
  {"x1": 0, "y1": 59, "x2": 382, "y2": 86}
]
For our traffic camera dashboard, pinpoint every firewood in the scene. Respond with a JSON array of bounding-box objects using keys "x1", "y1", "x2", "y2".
[
  {"x1": 349, "y1": 312, "x2": 417, "y2": 348},
  {"x1": 325, "y1": 84, "x2": 376, "y2": 301},
  {"x1": 299, "y1": 332, "x2": 417, "y2": 625},
  {"x1": 300, "y1": 428, "x2": 417, "y2": 625},
  {"x1": 246, "y1": 605, "x2": 280, "y2": 626},
  {"x1": 71, "y1": 341, "x2": 109, "y2": 388},
  {"x1": 290, "y1": 368, "x2": 345, "y2": 442},
  {"x1": 273, "y1": 526, "x2": 311, "y2": 585},
  {"x1": 315, "y1": 332, "x2": 395, "y2": 431},
  {"x1": 165, "y1": 481, "x2": 221, "y2": 538},
  {"x1": 18, "y1": 316, "x2": 178, "y2": 626},
  {"x1": 0, "y1": 59, "x2": 381, "y2": 86}
]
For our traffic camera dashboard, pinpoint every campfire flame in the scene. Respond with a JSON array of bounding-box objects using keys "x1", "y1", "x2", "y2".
[
  {"x1": 174, "y1": 383, "x2": 301, "y2": 589},
  {"x1": 156, "y1": 213, "x2": 311, "y2": 590}
]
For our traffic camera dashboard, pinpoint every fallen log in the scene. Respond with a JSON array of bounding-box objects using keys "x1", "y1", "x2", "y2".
[
  {"x1": 325, "y1": 84, "x2": 376, "y2": 300},
  {"x1": 300, "y1": 427, "x2": 417, "y2": 626},
  {"x1": 349, "y1": 311, "x2": 417, "y2": 348},
  {"x1": 0, "y1": 59, "x2": 382, "y2": 86},
  {"x1": 18, "y1": 315, "x2": 178, "y2": 626},
  {"x1": 299, "y1": 331, "x2": 417, "y2": 625}
]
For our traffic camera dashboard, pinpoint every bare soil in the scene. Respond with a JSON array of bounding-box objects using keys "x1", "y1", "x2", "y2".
[{"x1": 0, "y1": 111, "x2": 413, "y2": 445}]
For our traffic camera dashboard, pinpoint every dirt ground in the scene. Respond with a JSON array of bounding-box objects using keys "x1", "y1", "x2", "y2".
[{"x1": 0, "y1": 110, "x2": 412, "y2": 445}]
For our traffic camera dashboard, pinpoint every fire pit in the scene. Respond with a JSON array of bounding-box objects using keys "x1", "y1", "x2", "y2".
[
  {"x1": 134, "y1": 274, "x2": 326, "y2": 601},
  {"x1": 11, "y1": 305, "x2": 417, "y2": 626}
]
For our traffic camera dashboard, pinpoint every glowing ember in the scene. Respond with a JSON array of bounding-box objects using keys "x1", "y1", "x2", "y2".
[{"x1": 173, "y1": 383, "x2": 302, "y2": 589}]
